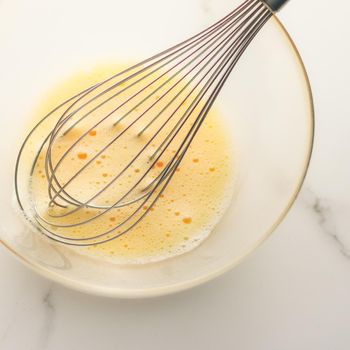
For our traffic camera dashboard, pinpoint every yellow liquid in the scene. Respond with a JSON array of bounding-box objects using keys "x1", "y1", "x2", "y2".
[{"x1": 26, "y1": 63, "x2": 234, "y2": 264}]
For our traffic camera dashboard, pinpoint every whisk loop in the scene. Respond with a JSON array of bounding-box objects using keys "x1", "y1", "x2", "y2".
[{"x1": 15, "y1": 0, "x2": 288, "y2": 246}]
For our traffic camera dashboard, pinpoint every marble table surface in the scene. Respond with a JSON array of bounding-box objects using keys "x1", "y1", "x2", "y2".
[{"x1": 1, "y1": 0, "x2": 349, "y2": 349}]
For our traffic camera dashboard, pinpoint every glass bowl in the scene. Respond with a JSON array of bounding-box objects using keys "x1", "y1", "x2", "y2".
[{"x1": 0, "y1": 0, "x2": 314, "y2": 298}]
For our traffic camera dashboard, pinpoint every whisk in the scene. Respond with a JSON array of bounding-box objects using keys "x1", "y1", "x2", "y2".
[{"x1": 15, "y1": 0, "x2": 289, "y2": 246}]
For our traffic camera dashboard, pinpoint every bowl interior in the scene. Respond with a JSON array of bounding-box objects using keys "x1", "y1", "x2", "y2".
[{"x1": 0, "y1": 0, "x2": 313, "y2": 297}]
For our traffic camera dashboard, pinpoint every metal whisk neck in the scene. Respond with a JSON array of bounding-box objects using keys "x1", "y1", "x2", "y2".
[{"x1": 261, "y1": 0, "x2": 289, "y2": 12}]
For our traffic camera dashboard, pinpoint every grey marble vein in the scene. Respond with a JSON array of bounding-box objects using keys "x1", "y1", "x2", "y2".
[
  {"x1": 304, "y1": 189, "x2": 350, "y2": 260},
  {"x1": 38, "y1": 286, "x2": 56, "y2": 350},
  {"x1": 0, "y1": 312, "x2": 17, "y2": 345}
]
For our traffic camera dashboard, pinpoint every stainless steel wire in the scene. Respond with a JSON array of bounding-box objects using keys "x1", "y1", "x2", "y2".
[{"x1": 15, "y1": 0, "x2": 284, "y2": 246}]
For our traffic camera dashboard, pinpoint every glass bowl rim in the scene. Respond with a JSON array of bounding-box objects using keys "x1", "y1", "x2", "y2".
[{"x1": 0, "y1": 14, "x2": 315, "y2": 298}]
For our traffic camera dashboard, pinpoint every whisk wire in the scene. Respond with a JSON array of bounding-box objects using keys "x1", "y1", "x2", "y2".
[{"x1": 15, "y1": 0, "x2": 283, "y2": 245}]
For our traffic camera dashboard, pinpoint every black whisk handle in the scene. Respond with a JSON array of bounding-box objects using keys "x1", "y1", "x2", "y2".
[{"x1": 262, "y1": 0, "x2": 289, "y2": 12}]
